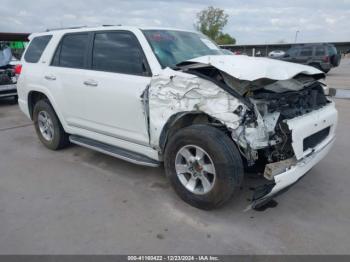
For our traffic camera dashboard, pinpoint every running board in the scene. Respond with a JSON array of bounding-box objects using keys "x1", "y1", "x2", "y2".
[{"x1": 69, "y1": 135, "x2": 160, "y2": 167}]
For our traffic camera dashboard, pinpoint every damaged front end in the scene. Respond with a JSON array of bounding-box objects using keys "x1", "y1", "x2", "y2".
[
  {"x1": 239, "y1": 80, "x2": 337, "y2": 209},
  {"x1": 148, "y1": 55, "x2": 337, "y2": 209}
]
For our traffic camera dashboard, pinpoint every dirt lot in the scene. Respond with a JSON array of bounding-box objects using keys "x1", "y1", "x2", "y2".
[{"x1": 0, "y1": 59, "x2": 349, "y2": 255}]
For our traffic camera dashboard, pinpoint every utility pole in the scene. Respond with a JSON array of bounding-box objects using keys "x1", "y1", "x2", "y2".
[{"x1": 294, "y1": 30, "x2": 300, "y2": 43}]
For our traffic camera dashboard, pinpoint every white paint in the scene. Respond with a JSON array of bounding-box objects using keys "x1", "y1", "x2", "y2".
[
  {"x1": 286, "y1": 102, "x2": 338, "y2": 160},
  {"x1": 148, "y1": 68, "x2": 245, "y2": 147},
  {"x1": 180, "y1": 55, "x2": 324, "y2": 82}
]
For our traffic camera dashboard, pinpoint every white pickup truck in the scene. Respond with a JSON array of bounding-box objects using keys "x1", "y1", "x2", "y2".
[{"x1": 17, "y1": 26, "x2": 337, "y2": 210}]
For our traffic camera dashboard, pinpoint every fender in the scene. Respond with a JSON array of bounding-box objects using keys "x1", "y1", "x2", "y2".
[{"x1": 158, "y1": 111, "x2": 224, "y2": 152}]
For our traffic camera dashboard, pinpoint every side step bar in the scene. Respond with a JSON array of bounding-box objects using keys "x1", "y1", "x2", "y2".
[{"x1": 69, "y1": 135, "x2": 160, "y2": 167}]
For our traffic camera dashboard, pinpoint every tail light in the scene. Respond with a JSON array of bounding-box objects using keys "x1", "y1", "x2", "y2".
[
  {"x1": 14, "y1": 64, "x2": 22, "y2": 75},
  {"x1": 323, "y1": 56, "x2": 329, "y2": 63}
]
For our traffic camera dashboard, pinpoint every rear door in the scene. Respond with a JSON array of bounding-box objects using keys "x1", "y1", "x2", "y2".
[
  {"x1": 297, "y1": 46, "x2": 313, "y2": 64},
  {"x1": 79, "y1": 30, "x2": 152, "y2": 145},
  {"x1": 46, "y1": 32, "x2": 91, "y2": 125}
]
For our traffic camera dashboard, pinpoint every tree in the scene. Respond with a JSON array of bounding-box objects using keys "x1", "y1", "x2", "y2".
[
  {"x1": 216, "y1": 33, "x2": 236, "y2": 45},
  {"x1": 196, "y1": 6, "x2": 236, "y2": 45}
]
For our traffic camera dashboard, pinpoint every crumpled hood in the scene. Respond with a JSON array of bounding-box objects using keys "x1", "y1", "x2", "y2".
[{"x1": 177, "y1": 55, "x2": 324, "y2": 82}]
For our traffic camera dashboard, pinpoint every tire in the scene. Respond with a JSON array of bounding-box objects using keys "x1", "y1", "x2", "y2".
[
  {"x1": 33, "y1": 99, "x2": 69, "y2": 150},
  {"x1": 164, "y1": 124, "x2": 244, "y2": 210}
]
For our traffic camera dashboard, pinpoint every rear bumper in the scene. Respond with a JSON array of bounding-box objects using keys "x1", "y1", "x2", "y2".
[{"x1": 0, "y1": 84, "x2": 17, "y2": 98}]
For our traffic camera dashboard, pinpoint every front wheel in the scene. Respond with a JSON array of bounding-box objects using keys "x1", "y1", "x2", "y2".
[{"x1": 164, "y1": 125, "x2": 244, "y2": 210}]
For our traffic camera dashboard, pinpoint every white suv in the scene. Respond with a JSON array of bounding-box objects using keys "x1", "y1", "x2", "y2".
[{"x1": 17, "y1": 26, "x2": 338, "y2": 210}]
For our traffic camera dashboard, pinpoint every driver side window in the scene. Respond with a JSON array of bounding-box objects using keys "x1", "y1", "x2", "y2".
[{"x1": 92, "y1": 31, "x2": 151, "y2": 76}]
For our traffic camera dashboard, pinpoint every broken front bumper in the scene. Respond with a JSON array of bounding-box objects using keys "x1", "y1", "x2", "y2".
[
  {"x1": 252, "y1": 137, "x2": 335, "y2": 209},
  {"x1": 251, "y1": 103, "x2": 337, "y2": 209}
]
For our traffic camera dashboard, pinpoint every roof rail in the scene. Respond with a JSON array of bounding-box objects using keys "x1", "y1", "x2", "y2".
[{"x1": 46, "y1": 26, "x2": 87, "y2": 32}]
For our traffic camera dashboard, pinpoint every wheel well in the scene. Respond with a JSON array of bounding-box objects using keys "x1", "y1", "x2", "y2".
[
  {"x1": 159, "y1": 112, "x2": 231, "y2": 152},
  {"x1": 28, "y1": 91, "x2": 49, "y2": 120}
]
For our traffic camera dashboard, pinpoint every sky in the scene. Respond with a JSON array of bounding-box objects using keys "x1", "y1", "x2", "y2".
[{"x1": 1, "y1": 0, "x2": 350, "y2": 44}]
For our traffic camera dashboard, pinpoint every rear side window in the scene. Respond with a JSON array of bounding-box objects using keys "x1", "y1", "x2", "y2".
[
  {"x1": 327, "y1": 45, "x2": 337, "y2": 56},
  {"x1": 92, "y1": 32, "x2": 147, "y2": 75},
  {"x1": 52, "y1": 33, "x2": 89, "y2": 68},
  {"x1": 24, "y1": 35, "x2": 52, "y2": 63},
  {"x1": 300, "y1": 47, "x2": 313, "y2": 56},
  {"x1": 315, "y1": 46, "x2": 326, "y2": 56}
]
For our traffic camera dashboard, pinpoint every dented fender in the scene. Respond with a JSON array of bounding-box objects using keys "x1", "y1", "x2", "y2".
[{"x1": 148, "y1": 68, "x2": 247, "y2": 149}]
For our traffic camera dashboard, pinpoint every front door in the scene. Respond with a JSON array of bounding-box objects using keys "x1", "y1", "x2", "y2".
[{"x1": 78, "y1": 31, "x2": 152, "y2": 145}]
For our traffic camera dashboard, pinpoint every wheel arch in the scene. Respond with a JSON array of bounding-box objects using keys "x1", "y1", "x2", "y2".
[
  {"x1": 28, "y1": 90, "x2": 49, "y2": 120},
  {"x1": 158, "y1": 111, "x2": 231, "y2": 153},
  {"x1": 27, "y1": 90, "x2": 67, "y2": 132}
]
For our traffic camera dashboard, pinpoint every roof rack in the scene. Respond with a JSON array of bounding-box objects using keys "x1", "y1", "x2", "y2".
[
  {"x1": 102, "y1": 24, "x2": 122, "y2": 27},
  {"x1": 46, "y1": 26, "x2": 87, "y2": 32}
]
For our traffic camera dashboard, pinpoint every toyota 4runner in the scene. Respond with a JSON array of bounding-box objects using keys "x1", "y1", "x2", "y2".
[{"x1": 17, "y1": 26, "x2": 338, "y2": 210}]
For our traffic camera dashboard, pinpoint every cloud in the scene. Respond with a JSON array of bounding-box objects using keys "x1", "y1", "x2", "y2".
[{"x1": 0, "y1": 0, "x2": 349, "y2": 44}]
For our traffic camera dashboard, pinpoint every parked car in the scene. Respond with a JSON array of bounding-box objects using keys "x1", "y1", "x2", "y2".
[
  {"x1": 277, "y1": 43, "x2": 341, "y2": 73},
  {"x1": 268, "y1": 50, "x2": 285, "y2": 58},
  {"x1": 17, "y1": 26, "x2": 337, "y2": 210},
  {"x1": 0, "y1": 45, "x2": 18, "y2": 100}
]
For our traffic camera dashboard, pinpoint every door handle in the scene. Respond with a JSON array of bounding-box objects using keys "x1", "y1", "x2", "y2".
[
  {"x1": 44, "y1": 75, "x2": 56, "y2": 81},
  {"x1": 83, "y1": 80, "x2": 98, "y2": 87}
]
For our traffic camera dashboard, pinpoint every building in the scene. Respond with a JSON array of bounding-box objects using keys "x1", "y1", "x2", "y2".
[{"x1": 221, "y1": 41, "x2": 350, "y2": 57}]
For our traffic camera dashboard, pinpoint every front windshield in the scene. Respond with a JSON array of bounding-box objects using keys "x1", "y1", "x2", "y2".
[{"x1": 143, "y1": 30, "x2": 224, "y2": 68}]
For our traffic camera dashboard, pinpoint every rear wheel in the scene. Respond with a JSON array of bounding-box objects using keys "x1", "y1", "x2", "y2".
[
  {"x1": 164, "y1": 125, "x2": 244, "y2": 210},
  {"x1": 33, "y1": 100, "x2": 69, "y2": 150}
]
